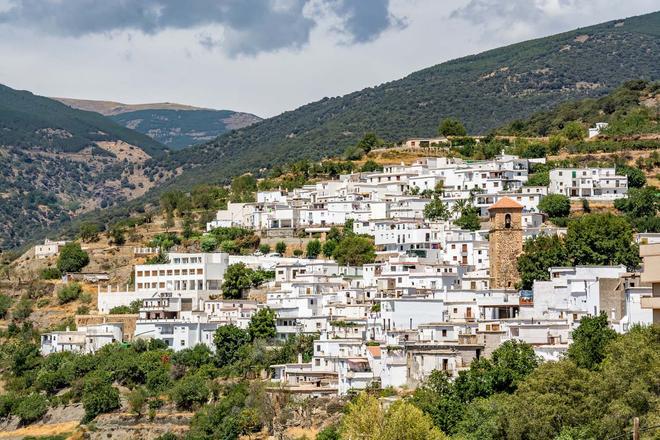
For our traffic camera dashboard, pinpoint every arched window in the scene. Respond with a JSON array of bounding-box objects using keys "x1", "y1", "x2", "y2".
[{"x1": 505, "y1": 213, "x2": 512, "y2": 229}]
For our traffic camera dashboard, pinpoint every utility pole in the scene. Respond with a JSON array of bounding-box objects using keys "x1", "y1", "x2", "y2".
[{"x1": 633, "y1": 417, "x2": 640, "y2": 440}]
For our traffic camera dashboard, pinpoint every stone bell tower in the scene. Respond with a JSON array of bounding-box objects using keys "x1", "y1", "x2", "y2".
[{"x1": 488, "y1": 197, "x2": 523, "y2": 290}]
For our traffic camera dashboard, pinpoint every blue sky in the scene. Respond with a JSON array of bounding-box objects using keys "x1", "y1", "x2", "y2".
[{"x1": 0, "y1": 0, "x2": 657, "y2": 117}]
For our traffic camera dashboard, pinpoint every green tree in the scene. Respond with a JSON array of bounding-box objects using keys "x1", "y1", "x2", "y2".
[
  {"x1": 526, "y1": 170, "x2": 550, "y2": 187},
  {"x1": 170, "y1": 374, "x2": 210, "y2": 410},
  {"x1": 213, "y1": 324, "x2": 250, "y2": 367},
  {"x1": 561, "y1": 121, "x2": 586, "y2": 140},
  {"x1": 567, "y1": 312, "x2": 617, "y2": 370},
  {"x1": 454, "y1": 208, "x2": 481, "y2": 231},
  {"x1": 306, "y1": 239, "x2": 322, "y2": 259},
  {"x1": 356, "y1": 132, "x2": 382, "y2": 153},
  {"x1": 199, "y1": 235, "x2": 218, "y2": 252},
  {"x1": 361, "y1": 160, "x2": 383, "y2": 172},
  {"x1": 56, "y1": 242, "x2": 89, "y2": 273},
  {"x1": 128, "y1": 386, "x2": 148, "y2": 417},
  {"x1": 14, "y1": 393, "x2": 48, "y2": 424},
  {"x1": 109, "y1": 225, "x2": 126, "y2": 246},
  {"x1": 247, "y1": 308, "x2": 276, "y2": 341},
  {"x1": 614, "y1": 186, "x2": 659, "y2": 218},
  {"x1": 275, "y1": 241, "x2": 287, "y2": 255},
  {"x1": 424, "y1": 198, "x2": 450, "y2": 221},
  {"x1": 439, "y1": 118, "x2": 467, "y2": 137},
  {"x1": 565, "y1": 213, "x2": 641, "y2": 269},
  {"x1": 57, "y1": 282, "x2": 82, "y2": 304},
  {"x1": 82, "y1": 380, "x2": 120, "y2": 422},
  {"x1": 517, "y1": 234, "x2": 569, "y2": 289},
  {"x1": 317, "y1": 426, "x2": 341, "y2": 440},
  {"x1": 333, "y1": 236, "x2": 376, "y2": 266},
  {"x1": 0, "y1": 293, "x2": 12, "y2": 319},
  {"x1": 258, "y1": 243, "x2": 271, "y2": 255},
  {"x1": 13, "y1": 297, "x2": 33, "y2": 321},
  {"x1": 293, "y1": 249, "x2": 303, "y2": 257},
  {"x1": 538, "y1": 194, "x2": 571, "y2": 218},
  {"x1": 322, "y1": 240, "x2": 337, "y2": 257},
  {"x1": 78, "y1": 222, "x2": 100, "y2": 242},
  {"x1": 616, "y1": 165, "x2": 646, "y2": 188},
  {"x1": 222, "y1": 263, "x2": 254, "y2": 299}
]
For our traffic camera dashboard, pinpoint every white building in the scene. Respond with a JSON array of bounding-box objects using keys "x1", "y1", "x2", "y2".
[{"x1": 549, "y1": 168, "x2": 627, "y2": 199}]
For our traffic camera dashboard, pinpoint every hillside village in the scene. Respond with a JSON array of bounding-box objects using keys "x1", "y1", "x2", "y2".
[{"x1": 0, "y1": 124, "x2": 658, "y2": 438}]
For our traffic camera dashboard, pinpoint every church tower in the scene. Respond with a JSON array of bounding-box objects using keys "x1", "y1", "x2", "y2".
[{"x1": 488, "y1": 197, "x2": 523, "y2": 289}]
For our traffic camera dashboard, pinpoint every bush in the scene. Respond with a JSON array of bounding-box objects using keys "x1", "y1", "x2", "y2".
[
  {"x1": 170, "y1": 375, "x2": 210, "y2": 410},
  {"x1": 275, "y1": 241, "x2": 287, "y2": 255},
  {"x1": 82, "y1": 381, "x2": 120, "y2": 423},
  {"x1": 539, "y1": 194, "x2": 571, "y2": 218},
  {"x1": 293, "y1": 249, "x2": 303, "y2": 257},
  {"x1": 57, "y1": 283, "x2": 82, "y2": 304},
  {"x1": 56, "y1": 243, "x2": 89, "y2": 274},
  {"x1": 128, "y1": 387, "x2": 148, "y2": 417},
  {"x1": 0, "y1": 294, "x2": 13, "y2": 319},
  {"x1": 13, "y1": 297, "x2": 33, "y2": 321},
  {"x1": 306, "y1": 239, "x2": 321, "y2": 259},
  {"x1": 258, "y1": 244, "x2": 270, "y2": 254},
  {"x1": 14, "y1": 393, "x2": 48, "y2": 424},
  {"x1": 40, "y1": 267, "x2": 61, "y2": 280},
  {"x1": 0, "y1": 393, "x2": 18, "y2": 418}
]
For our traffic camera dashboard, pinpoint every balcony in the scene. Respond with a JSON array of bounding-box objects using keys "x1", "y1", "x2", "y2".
[{"x1": 641, "y1": 297, "x2": 660, "y2": 310}]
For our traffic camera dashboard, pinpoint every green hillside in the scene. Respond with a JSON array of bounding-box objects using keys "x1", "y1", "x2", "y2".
[
  {"x1": 0, "y1": 85, "x2": 172, "y2": 250},
  {"x1": 111, "y1": 109, "x2": 261, "y2": 150},
  {"x1": 0, "y1": 85, "x2": 168, "y2": 157},
  {"x1": 152, "y1": 11, "x2": 660, "y2": 190}
]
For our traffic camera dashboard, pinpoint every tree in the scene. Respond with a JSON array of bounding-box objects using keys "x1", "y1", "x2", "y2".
[
  {"x1": 56, "y1": 242, "x2": 89, "y2": 273},
  {"x1": 258, "y1": 243, "x2": 271, "y2": 254},
  {"x1": 561, "y1": 121, "x2": 586, "y2": 140},
  {"x1": 306, "y1": 239, "x2": 321, "y2": 259},
  {"x1": 361, "y1": 160, "x2": 383, "y2": 172},
  {"x1": 616, "y1": 165, "x2": 646, "y2": 188},
  {"x1": 79, "y1": 222, "x2": 100, "y2": 242},
  {"x1": 82, "y1": 380, "x2": 120, "y2": 422},
  {"x1": 247, "y1": 308, "x2": 276, "y2": 341},
  {"x1": 13, "y1": 297, "x2": 33, "y2": 321},
  {"x1": 213, "y1": 325, "x2": 250, "y2": 367},
  {"x1": 322, "y1": 240, "x2": 337, "y2": 257},
  {"x1": 222, "y1": 263, "x2": 254, "y2": 299},
  {"x1": 333, "y1": 236, "x2": 376, "y2": 266},
  {"x1": 538, "y1": 194, "x2": 571, "y2": 218},
  {"x1": 517, "y1": 234, "x2": 569, "y2": 289},
  {"x1": 342, "y1": 393, "x2": 447, "y2": 440},
  {"x1": 614, "y1": 186, "x2": 659, "y2": 218},
  {"x1": 0, "y1": 294, "x2": 12, "y2": 319},
  {"x1": 356, "y1": 133, "x2": 382, "y2": 153},
  {"x1": 567, "y1": 312, "x2": 617, "y2": 370},
  {"x1": 293, "y1": 249, "x2": 303, "y2": 257},
  {"x1": 128, "y1": 386, "x2": 148, "y2": 417},
  {"x1": 424, "y1": 198, "x2": 450, "y2": 221},
  {"x1": 275, "y1": 241, "x2": 287, "y2": 255},
  {"x1": 109, "y1": 225, "x2": 126, "y2": 246},
  {"x1": 57, "y1": 282, "x2": 82, "y2": 304},
  {"x1": 199, "y1": 235, "x2": 218, "y2": 252},
  {"x1": 14, "y1": 393, "x2": 47, "y2": 424},
  {"x1": 317, "y1": 426, "x2": 341, "y2": 440},
  {"x1": 170, "y1": 374, "x2": 210, "y2": 410},
  {"x1": 565, "y1": 213, "x2": 641, "y2": 270},
  {"x1": 439, "y1": 118, "x2": 467, "y2": 137},
  {"x1": 454, "y1": 208, "x2": 481, "y2": 231}
]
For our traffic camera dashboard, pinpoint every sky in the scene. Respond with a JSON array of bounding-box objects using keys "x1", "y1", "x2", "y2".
[{"x1": 0, "y1": 0, "x2": 657, "y2": 118}]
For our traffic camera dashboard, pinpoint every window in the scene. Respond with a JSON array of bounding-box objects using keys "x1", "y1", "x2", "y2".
[
  {"x1": 137, "y1": 271, "x2": 143, "y2": 277},
  {"x1": 180, "y1": 340, "x2": 185, "y2": 347},
  {"x1": 505, "y1": 213, "x2": 512, "y2": 229},
  {"x1": 442, "y1": 329, "x2": 447, "y2": 337}
]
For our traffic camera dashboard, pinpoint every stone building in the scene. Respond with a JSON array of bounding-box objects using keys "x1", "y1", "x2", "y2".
[{"x1": 488, "y1": 197, "x2": 523, "y2": 289}]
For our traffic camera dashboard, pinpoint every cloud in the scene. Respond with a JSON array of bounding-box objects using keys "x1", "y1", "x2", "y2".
[
  {"x1": 0, "y1": 0, "x2": 404, "y2": 56},
  {"x1": 326, "y1": 0, "x2": 406, "y2": 44},
  {"x1": 448, "y1": 0, "x2": 630, "y2": 41}
]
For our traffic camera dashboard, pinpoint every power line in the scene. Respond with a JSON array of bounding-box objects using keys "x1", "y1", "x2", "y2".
[{"x1": 606, "y1": 422, "x2": 660, "y2": 440}]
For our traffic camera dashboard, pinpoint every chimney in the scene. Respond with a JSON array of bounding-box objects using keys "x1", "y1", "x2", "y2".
[{"x1": 297, "y1": 353, "x2": 303, "y2": 364}]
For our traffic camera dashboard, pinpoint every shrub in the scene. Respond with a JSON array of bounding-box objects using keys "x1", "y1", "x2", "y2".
[
  {"x1": 40, "y1": 267, "x2": 61, "y2": 280},
  {"x1": 56, "y1": 243, "x2": 89, "y2": 273},
  {"x1": 306, "y1": 239, "x2": 321, "y2": 259},
  {"x1": 14, "y1": 393, "x2": 48, "y2": 424},
  {"x1": 82, "y1": 381, "x2": 120, "y2": 423},
  {"x1": 13, "y1": 297, "x2": 33, "y2": 321},
  {"x1": 170, "y1": 375, "x2": 210, "y2": 410},
  {"x1": 128, "y1": 387, "x2": 148, "y2": 417},
  {"x1": 275, "y1": 241, "x2": 287, "y2": 255},
  {"x1": 0, "y1": 294, "x2": 13, "y2": 319},
  {"x1": 539, "y1": 194, "x2": 571, "y2": 218},
  {"x1": 258, "y1": 244, "x2": 271, "y2": 254},
  {"x1": 293, "y1": 249, "x2": 303, "y2": 257},
  {"x1": 57, "y1": 283, "x2": 82, "y2": 304}
]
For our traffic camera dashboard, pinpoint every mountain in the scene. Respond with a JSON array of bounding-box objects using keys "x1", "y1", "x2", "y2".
[
  {"x1": 150, "y1": 11, "x2": 660, "y2": 189},
  {"x1": 6, "y1": 11, "x2": 660, "y2": 250},
  {"x1": 54, "y1": 98, "x2": 262, "y2": 150},
  {"x1": 0, "y1": 85, "x2": 174, "y2": 250}
]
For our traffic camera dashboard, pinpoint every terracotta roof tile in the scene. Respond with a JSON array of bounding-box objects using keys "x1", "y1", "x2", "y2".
[{"x1": 489, "y1": 197, "x2": 523, "y2": 210}]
